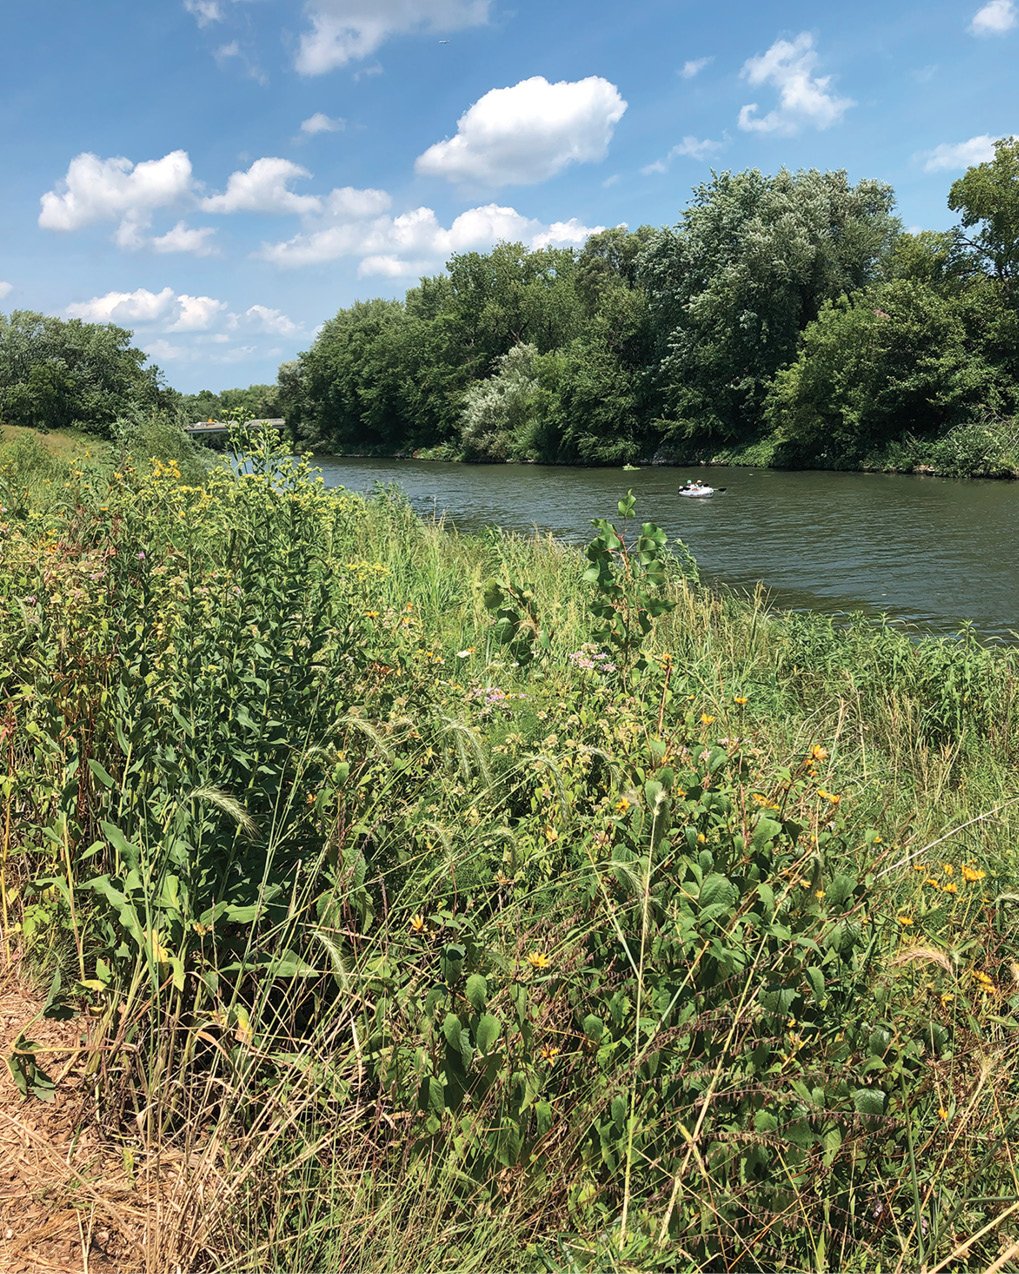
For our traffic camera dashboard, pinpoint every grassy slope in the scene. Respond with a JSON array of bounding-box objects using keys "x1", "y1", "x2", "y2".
[{"x1": 1, "y1": 430, "x2": 1018, "y2": 1271}]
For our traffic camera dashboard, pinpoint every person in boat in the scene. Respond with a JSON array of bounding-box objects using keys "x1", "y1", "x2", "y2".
[{"x1": 680, "y1": 479, "x2": 705, "y2": 491}]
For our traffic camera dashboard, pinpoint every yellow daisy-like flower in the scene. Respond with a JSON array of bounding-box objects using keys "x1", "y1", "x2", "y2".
[
  {"x1": 811, "y1": 745, "x2": 829, "y2": 761},
  {"x1": 540, "y1": 1045, "x2": 560, "y2": 1061},
  {"x1": 897, "y1": 915, "x2": 914, "y2": 926},
  {"x1": 913, "y1": 863, "x2": 927, "y2": 872},
  {"x1": 700, "y1": 713, "x2": 715, "y2": 725},
  {"x1": 942, "y1": 882, "x2": 958, "y2": 894},
  {"x1": 961, "y1": 864, "x2": 986, "y2": 882},
  {"x1": 733, "y1": 695, "x2": 748, "y2": 705},
  {"x1": 615, "y1": 797, "x2": 631, "y2": 813},
  {"x1": 942, "y1": 863, "x2": 954, "y2": 876},
  {"x1": 940, "y1": 992, "x2": 954, "y2": 1007},
  {"x1": 527, "y1": 951, "x2": 551, "y2": 970},
  {"x1": 409, "y1": 914, "x2": 425, "y2": 933},
  {"x1": 939, "y1": 1106, "x2": 949, "y2": 1120}
]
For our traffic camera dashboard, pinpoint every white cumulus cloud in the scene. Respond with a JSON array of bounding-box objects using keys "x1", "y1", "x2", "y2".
[
  {"x1": 151, "y1": 221, "x2": 218, "y2": 255},
  {"x1": 300, "y1": 112, "x2": 346, "y2": 135},
  {"x1": 66, "y1": 287, "x2": 178, "y2": 325},
  {"x1": 39, "y1": 151, "x2": 194, "y2": 240},
  {"x1": 970, "y1": 0, "x2": 1017, "y2": 35},
  {"x1": 145, "y1": 339, "x2": 188, "y2": 362},
  {"x1": 168, "y1": 294, "x2": 229, "y2": 331},
  {"x1": 296, "y1": 0, "x2": 492, "y2": 74},
  {"x1": 415, "y1": 75, "x2": 627, "y2": 186},
  {"x1": 244, "y1": 304, "x2": 300, "y2": 334},
  {"x1": 642, "y1": 135, "x2": 725, "y2": 174},
  {"x1": 325, "y1": 186, "x2": 392, "y2": 217},
  {"x1": 920, "y1": 134, "x2": 997, "y2": 171},
  {"x1": 738, "y1": 33, "x2": 853, "y2": 135},
  {"x1": 680, "y1": 57, "x2": 713, "y2": 79},
  {"x1": 260, "y1": 197, "x2": 602, "y2": 273},
  {"x1": 202, "y1": 158, "x2": 322, "y2": 215},
  {"x1": 0, "y1": 281, "x2": 12, "y2": 301}
]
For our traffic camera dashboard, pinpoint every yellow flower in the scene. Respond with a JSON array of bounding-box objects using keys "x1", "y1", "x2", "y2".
[
  {"x1": 733, "y1": 695, "x2": 748, "y2": 705},
  {"x1": 897, "y1": 915, "x2": 914, "y2": 926},
  {"x1": 811, "y1": 745, "x2": 829, "y2": 761},
  {"x1": 540, "y1": 1045, "x2": 560, "y2": 1062},
  {"x1": 815, "y1": 889, "x2": 826, "y2": 899},
  {"x1": 940, "y1": 992, "x2": 954, "y2": 1007},
  {"x1": 942, "y1": 882, "x2": 958, "y2": 894},
  {"x1": 913, "y1": 862, "x2": 927, "y2": 871},
  {"x1": 614, "y1": 797, "x2": 630, "y2": 813},
  {"x1": 942, "y1": 863, "x2": 954, "y2": 876},
  {"x1": 544, "y1": 825, "x2": 559, "y2": 843},
  {"x1": 527, "y1": 951, "x2": 551, "y2": 970},
  {"x1": 961, "y1": 864, "x2": 986, "y2": 882},
  {"x1": 700, "y1": 713, "x2": 715, "y2": 725},
  {"x1": 409, "y1": 914, "x2": 425, "y2": 933},
  {"x1": 939, "y1": 1106, "x2": 949, "y2": 1120},
  {"x1": 974, "y1": 970, "x2": 994, "y2": 985},
  {"x1": 925, "y1": 878, "x2": 942, "y2": 889},
  {"x1": 660, "y1": 652, "x2": 674, "y2": 668}
]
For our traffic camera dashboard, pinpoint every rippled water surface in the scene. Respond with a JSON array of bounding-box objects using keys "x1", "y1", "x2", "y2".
[{"x1": 313, "y1": 456, "x2": 1019, "y2": 640}]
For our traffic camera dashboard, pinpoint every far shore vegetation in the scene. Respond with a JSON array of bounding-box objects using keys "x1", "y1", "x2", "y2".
[{"x1": 1, "y1": 420, "x2": 1019, "y2": 1270}]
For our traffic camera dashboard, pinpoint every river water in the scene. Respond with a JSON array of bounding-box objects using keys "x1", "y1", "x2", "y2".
[{"x1": 313, "y1": 456, "x2": 1019, "y2": 642}]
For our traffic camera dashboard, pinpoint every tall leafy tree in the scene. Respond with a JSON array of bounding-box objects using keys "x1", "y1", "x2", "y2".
[
  {"x1": 948, "y1": 136, "x2": 1019, "y2": 285},
  {"x1": 0, "y1": 310, "x2": 160, "y2": 435},
  {"x1": 640, "y1": 169, "x2": 900, "y2": 443}
]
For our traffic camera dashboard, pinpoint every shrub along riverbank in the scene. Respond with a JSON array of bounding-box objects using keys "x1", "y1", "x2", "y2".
[{"x1": 2, "y1": 426, "x2": 1019, "y2": 1272}]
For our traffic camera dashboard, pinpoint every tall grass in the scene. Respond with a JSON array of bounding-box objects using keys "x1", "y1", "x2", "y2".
[{"x1": 2, "y1": 430, "x2": 1018, "y2": 1271}]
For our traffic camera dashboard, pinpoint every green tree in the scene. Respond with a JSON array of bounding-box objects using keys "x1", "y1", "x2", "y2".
[
  {"x1": 0, "y1": 310, "x2": 158, "y2": 435},
  {"x1": 640, "y1": 168, "x2": 900, "y2": 443},
  {"x1": 948, "y1": 136, "x2": 1019, "y2": 284},
  {"x1": 460, "y1": 343, "x2": 540, "y2": 461},
  {"x1": 764, "y1": 280, "x2": 990, "y2": 458}
]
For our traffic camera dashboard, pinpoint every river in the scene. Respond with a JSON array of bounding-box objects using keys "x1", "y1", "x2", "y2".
[{"x1": 312, "y1": 456, "x2": 1019, "y2": 642}]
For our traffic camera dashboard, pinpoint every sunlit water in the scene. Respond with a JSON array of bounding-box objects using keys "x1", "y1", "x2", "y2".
[{"x1": 312, "y1": 456, "x2": 1019, "y2": 641}]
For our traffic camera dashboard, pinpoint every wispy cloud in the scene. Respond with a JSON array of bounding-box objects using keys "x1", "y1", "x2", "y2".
[
  {"x1": 680, "y1": 56, "x2": 712, "y2": 79},
  {"x1": 296, "y1": 0, "x2": 492, "y2": 74},
  {"x1": 738, "y1": 33, "x2": 853, "y2": 135},
  {"x1": 642, "y1": 135, "x2": 726, "y2": 174},
  {"x1": 919, "y1": 134, "x2": 996, "y2": 171},
  {"x1": 300, "y1": 113, "x2": 346, "y2": 136},
  {"x1": 969, "y1": 0, "x2": 1017, "y2": 36}
]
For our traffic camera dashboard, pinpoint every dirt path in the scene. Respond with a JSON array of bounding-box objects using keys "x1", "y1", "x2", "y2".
[{"x1": 0, "y1": 956, "x2": 141, "y2": 1274}]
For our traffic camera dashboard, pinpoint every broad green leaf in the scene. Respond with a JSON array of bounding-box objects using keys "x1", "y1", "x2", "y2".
[{"x1": 465, "y1": 973, "x2": 487, "y2": 1013}]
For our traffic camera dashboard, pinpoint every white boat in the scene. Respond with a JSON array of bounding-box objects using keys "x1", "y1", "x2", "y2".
[{"x1": 678, "y1": 482, "x2": 716, "y2": 497}]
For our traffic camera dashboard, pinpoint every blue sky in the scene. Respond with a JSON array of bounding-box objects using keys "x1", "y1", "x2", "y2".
[{"x1": 1, "y1": 0, "x2": 1016, "y2": 394}]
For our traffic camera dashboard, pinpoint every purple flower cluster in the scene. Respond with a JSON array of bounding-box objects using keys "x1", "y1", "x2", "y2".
[{"x1": 568, "y1": 644, "x2": 617, "y2": 674}]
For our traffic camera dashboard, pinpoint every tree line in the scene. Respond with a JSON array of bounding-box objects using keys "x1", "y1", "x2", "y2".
[
  {"x1": 275, "y1": 137, "x2": 1019, "y2": 472},
  {"x1": 3, "y1": 138, "x2": 1018, "y2": 471}
]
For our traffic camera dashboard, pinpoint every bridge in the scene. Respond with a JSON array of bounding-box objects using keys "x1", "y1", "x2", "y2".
[{"x1": 185, "y1": 418, "x2": 286, "y2": 436}]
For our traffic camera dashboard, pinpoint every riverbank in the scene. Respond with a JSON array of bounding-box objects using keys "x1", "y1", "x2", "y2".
[
  {"x1": 305, "y1": 418, "x2": 1019, "y2": 481},
  {"x1": 2, "y1": 428, "x2": 1019, "y2": 1272}
]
